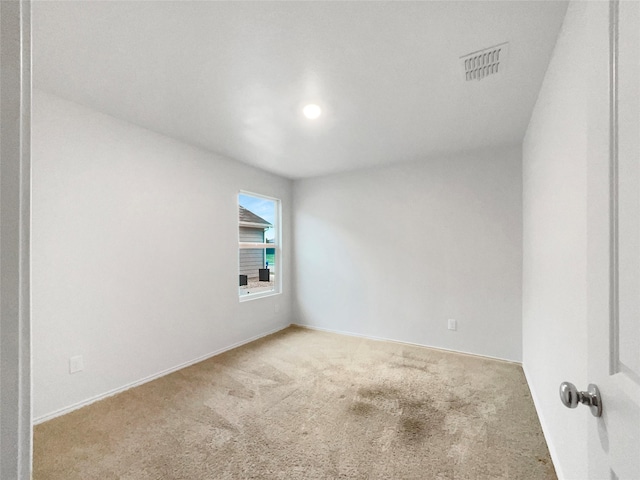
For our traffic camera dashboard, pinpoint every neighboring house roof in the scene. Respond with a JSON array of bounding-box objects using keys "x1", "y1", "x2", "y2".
[{"x1": 239, "y1": 205, "x2": 272, "y2": 229}]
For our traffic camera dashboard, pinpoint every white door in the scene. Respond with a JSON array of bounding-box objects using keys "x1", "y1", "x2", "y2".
[{"x1": 586, "y1": 1, "x2": 640, "y2": 479}]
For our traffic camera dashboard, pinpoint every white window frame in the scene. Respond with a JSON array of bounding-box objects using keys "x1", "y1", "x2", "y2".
[{"x1": 238, "y1": 191, "x2": 281, "y2": 302}]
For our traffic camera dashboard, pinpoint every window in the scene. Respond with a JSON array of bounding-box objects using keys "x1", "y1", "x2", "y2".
[{"x1": 238, "y1": 192, "x2": 280, "y2": 299}]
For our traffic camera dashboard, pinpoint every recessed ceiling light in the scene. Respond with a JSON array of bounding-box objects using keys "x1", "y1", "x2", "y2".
[{"x1": 303, "y1": 104, "x2": 322, "y2": 120}]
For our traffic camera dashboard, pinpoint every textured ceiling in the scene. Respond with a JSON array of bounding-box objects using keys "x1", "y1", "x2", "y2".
[{"x1": 33, "y1": 1, "x2": 568, "y2": 179}]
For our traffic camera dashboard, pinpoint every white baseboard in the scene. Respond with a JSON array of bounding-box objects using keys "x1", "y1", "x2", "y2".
[
  {"x1": 522, "y1": 363, "x2": 563, "y2": 480},
  {"x1": 34, "y1": 322, "x2": 520, "y2": 425},
  {"x1": 292, "y1": 323, "x2": 521, "y2": 365},
  {"x1": 33, "y1": 323, "x2": 290, "y2": 425}
]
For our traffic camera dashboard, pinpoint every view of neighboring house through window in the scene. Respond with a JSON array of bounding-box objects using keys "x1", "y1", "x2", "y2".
[{"x1": 238, "y1": 192, "x2": 279, "y2": 299}]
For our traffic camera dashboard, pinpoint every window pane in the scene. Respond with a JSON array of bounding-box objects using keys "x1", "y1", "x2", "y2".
[
  {"x1": 238, "y1": 192, "x2": 279, "y2": 298},
  {"x1": 239, "y1": 248, "x2": 276, "y2": 297},
  {"x1": 239, "y1": 194, "x2": 276, "y2": 244}
]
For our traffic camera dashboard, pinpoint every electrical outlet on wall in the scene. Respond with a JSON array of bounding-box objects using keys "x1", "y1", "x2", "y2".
[
  {"x1": 69, "y1": 355, "x2": 84, "y2": 374},
  {"x1": 447, "y1": 319, "x2": 457, "y2": 331}
]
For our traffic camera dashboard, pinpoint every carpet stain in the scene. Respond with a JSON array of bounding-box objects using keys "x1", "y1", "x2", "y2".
[
  {"x1": 357, "y1": 386, "x2": 400, "y2": 399},
  {"x1": 228, "y1": 388, "x2": 254, "y2": 399},
  {"x1": 400, "y1": 417, "x2": 427, "y2": 443},
  {"x1": 349, "y1": 401, "x2": 375, "y2": 416}
]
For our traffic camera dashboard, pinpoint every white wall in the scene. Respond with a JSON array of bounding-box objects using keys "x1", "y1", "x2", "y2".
[
  {"x1": 32, "y1": 90, "x2": 293, "y2": 421},
  {"x1": 293, "y1": 145, "x2": 522, "y2": 362},
  {"x1": 522, "y1": 2, "x2": 594, "y2": 478}
]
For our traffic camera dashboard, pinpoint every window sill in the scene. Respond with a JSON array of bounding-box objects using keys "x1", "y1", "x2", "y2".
[{"x1": 239, "y1": 290, "x2": 281, "y2": 303}]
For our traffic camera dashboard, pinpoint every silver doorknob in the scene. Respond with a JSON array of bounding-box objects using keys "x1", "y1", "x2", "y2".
[{"x1": 559, "y1": 382, "x2": 603, "y2": 417}]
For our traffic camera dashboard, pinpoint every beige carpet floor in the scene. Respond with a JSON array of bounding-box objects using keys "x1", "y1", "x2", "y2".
[{"x1": 34, "y1": 326, "x2": 556, "y2": 479}]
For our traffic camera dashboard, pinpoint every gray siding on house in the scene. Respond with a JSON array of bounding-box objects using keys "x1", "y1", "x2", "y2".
[
  {"x1": 240, "y1": 249, "x2": 265, "y2": 279},
  {"x1": 239, "y1": 227, "x2": 264, "y2": 243},
  {"x1": 239, "y1": 227, "x2": 265, "y2": 278}
]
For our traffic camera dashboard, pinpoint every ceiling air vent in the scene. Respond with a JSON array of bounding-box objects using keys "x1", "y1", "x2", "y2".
[{"x1": 461, "y1": 42, "x2": 508, "y2": 81}]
